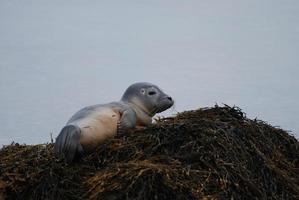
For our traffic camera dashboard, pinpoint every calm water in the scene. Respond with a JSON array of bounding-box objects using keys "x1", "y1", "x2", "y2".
[{"x1": 1, "y1": 0, "x2": 299, "y2": 146}]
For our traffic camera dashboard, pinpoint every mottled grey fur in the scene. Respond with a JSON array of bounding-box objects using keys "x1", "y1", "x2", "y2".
[{"x1": 54, "y1": 82, "x2": 173, "y2": 163}]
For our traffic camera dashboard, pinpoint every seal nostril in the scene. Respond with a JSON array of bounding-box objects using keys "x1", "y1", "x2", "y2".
[{"x1": 167, "y1": 97, "x2": 172, "y2": 101}]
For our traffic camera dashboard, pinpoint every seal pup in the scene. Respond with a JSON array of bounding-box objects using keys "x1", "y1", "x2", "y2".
[{"x1": 54, "y1": 82, "x2": 174, "y2": 163}]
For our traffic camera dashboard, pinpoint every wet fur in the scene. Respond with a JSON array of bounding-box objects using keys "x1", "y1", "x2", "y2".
[{"x1": 54, "y1": 83, "x2": 173, "y2": 163}]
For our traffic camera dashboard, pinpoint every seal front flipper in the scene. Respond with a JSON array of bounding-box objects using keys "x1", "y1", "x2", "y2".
[
  {"x1": 117, "y1": 108, "x2": 137, "y2": 136},
  {"x1": 54, "y1": 125, "x2": 84, "y2": 163}
]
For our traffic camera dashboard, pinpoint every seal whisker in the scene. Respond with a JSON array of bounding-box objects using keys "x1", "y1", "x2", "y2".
[{"x1": 150, "y1": 106, "x2": 159, "y2": 116}]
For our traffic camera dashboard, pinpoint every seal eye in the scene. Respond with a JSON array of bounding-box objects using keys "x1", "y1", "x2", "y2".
[{"x1": 148, "y1": 91, "x2": 156, "y2": 96}]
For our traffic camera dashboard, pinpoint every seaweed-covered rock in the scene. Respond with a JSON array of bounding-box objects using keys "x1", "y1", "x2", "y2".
[{"x1": 0, "y1": 106, "x2": 298, "y2": 199}]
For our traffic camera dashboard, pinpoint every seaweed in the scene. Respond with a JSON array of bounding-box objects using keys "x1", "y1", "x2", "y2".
[{"x1": 0, "y1": 106, "x2": 298, "y2": 199}]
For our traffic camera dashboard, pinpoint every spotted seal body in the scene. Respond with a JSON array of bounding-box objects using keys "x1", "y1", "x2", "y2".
[{"x1": 54, "y1": 82, "x2": 174, "y2": 163}]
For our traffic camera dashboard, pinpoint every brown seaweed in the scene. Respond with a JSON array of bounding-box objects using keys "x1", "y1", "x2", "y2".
[{"x1": 0, "y1": 106, "x2": 298, "y2": 199}]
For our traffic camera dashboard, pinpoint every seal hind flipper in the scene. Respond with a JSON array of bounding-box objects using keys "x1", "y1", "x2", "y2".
[{"x1": 54, "y1": 125, "x2": 83, "y2": 163}]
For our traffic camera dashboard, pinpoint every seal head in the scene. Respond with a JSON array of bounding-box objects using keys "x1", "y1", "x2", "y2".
[{"x1": 121, "y1": 82, "x2": 174, "y2": 117}]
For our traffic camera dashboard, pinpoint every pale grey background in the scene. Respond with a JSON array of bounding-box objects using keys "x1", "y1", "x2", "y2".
[{"x1": 0, "y1": 0, "x2": 298, "y2": 146}]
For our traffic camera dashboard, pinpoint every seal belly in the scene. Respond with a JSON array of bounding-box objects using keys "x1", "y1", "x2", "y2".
[{"x1": 69, "y1": 107, "x2": 120, "y2": 152}]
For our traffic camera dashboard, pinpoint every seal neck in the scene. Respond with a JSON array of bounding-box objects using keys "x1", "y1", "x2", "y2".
[{"x1": 122, "y1": 100, "x2": 153, "y2": 126}]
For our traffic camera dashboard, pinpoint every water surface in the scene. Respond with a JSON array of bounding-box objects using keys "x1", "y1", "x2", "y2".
[{"x1": 1, "y1": 0, "x2": 299, "y2": 146}]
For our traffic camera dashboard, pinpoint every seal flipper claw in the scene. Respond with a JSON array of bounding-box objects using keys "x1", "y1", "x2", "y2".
[{"x1": 117, "y1": 122, "x2": 126, "y2": 136}]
